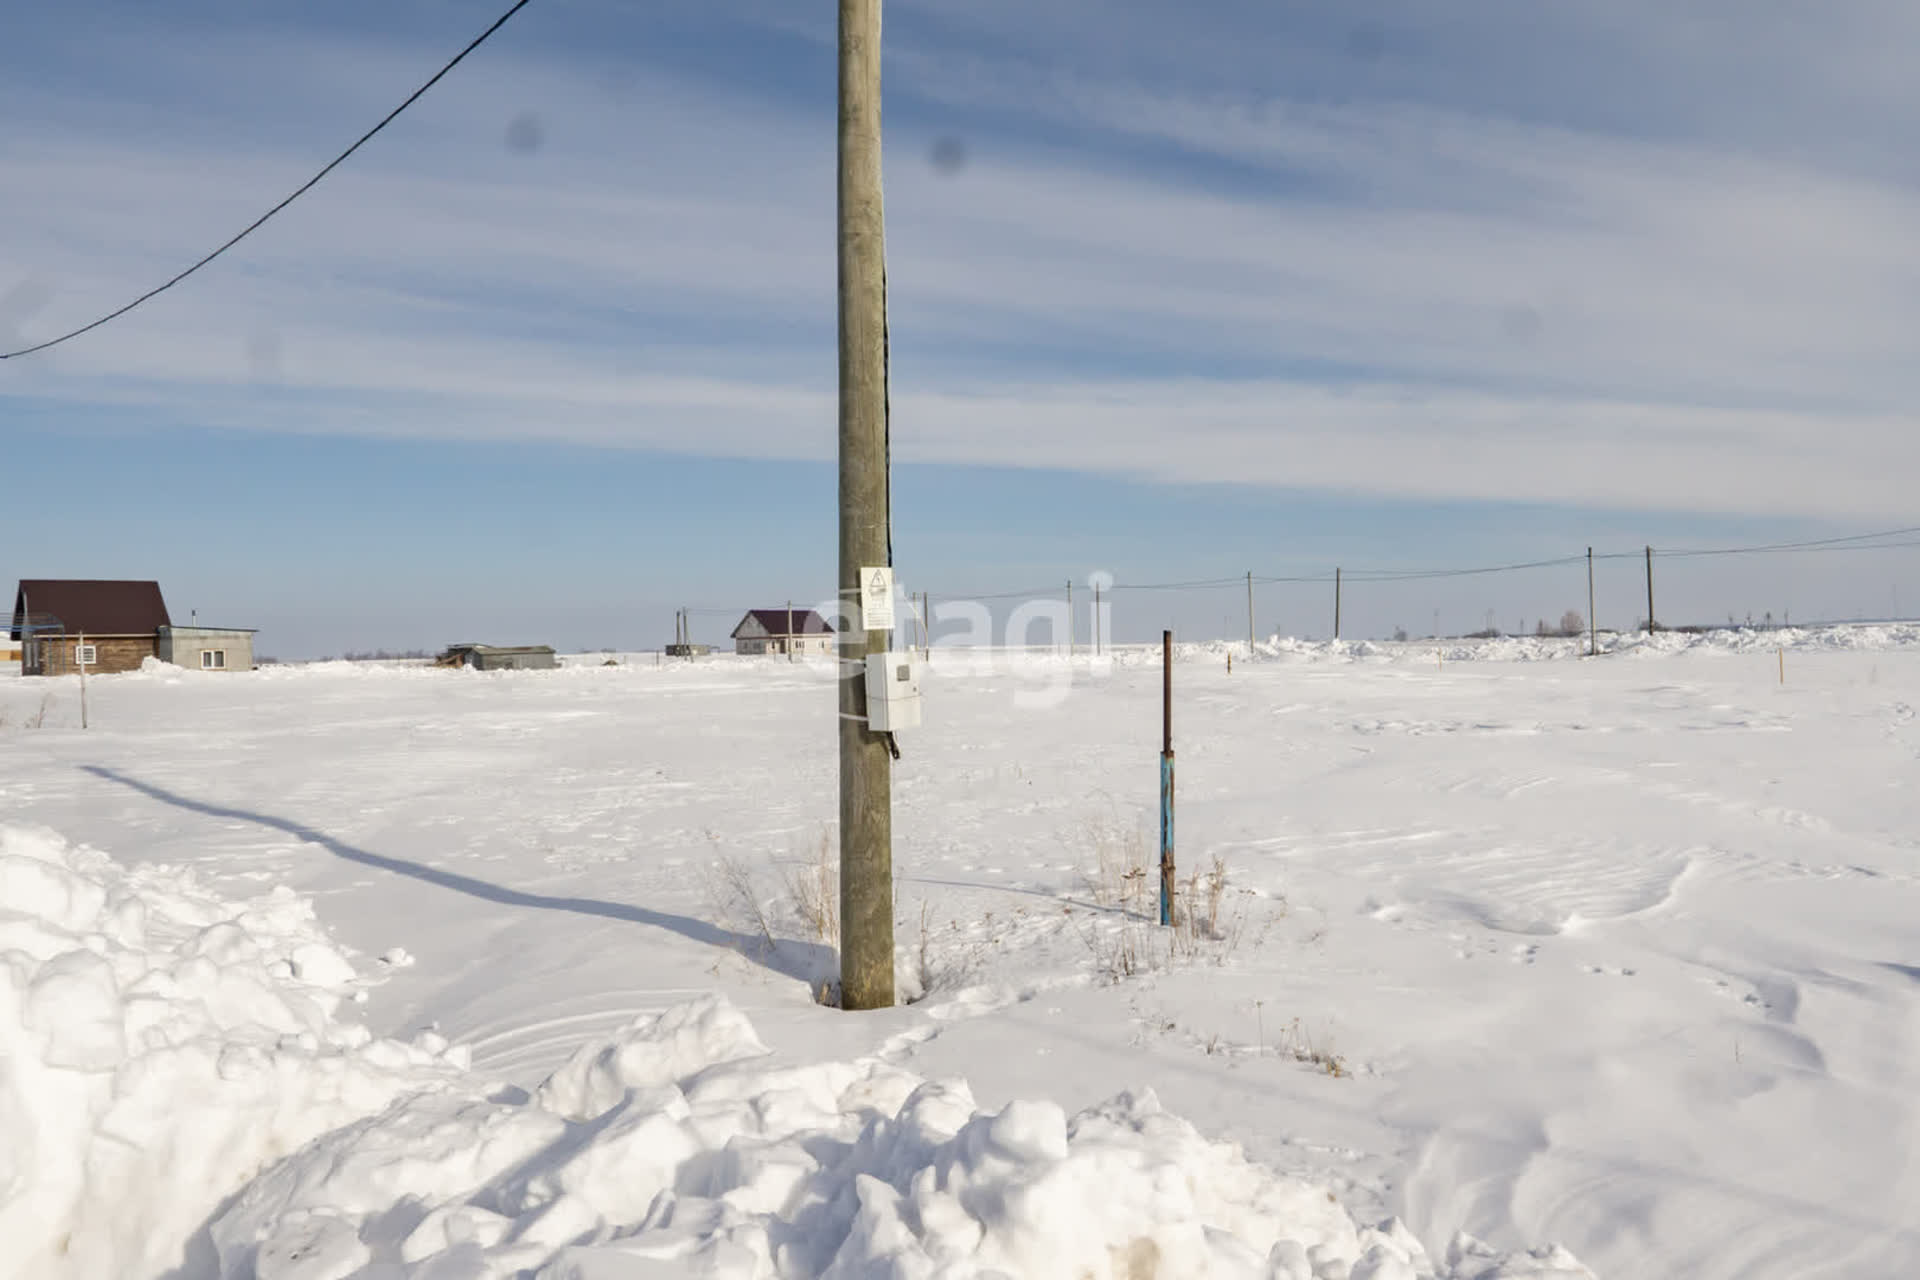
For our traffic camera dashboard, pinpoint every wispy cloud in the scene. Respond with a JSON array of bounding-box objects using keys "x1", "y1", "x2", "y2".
[{"x1": 3, "y1": 2, "x2": 1916, "y2": 522}]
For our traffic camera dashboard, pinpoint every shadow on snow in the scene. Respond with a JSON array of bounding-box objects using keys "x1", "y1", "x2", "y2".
[{"x1": 81, "y1": 764, "x2": 834, "y2": 987}]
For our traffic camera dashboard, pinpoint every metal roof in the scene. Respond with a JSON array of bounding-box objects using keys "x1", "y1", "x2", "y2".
[
  {"x1": 11, "y1": 580, "x2": 171, "y2": 639},
  {"x1": 731, "y1": 608, "x2": 836, "y2": 639},
  {"x1": 444, "y1": 643, "x2": 555, "y2": 654}
]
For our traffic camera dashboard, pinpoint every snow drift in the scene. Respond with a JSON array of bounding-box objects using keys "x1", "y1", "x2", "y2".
[
  {"x1": 211, "y1": 997, "x2": 1595, "y2": 1279},
  {"x1": 0, "y1": 826, "x2": 466, "y2": 1279},
  {"x1": 0, "y1": 824, "x2": 1590, "y2": 1279}
]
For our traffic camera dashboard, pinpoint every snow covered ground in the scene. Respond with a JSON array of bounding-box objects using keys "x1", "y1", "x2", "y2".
[{"x1": 3, "y1": 625, "x2": 1918, "y2": 1278}]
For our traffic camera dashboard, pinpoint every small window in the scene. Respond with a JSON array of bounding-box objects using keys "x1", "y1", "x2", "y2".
[
  {"x1": 75, "y1": 643, "x2": 97, "y2": 667},
  {"x1": 202, "y1": 649, "x2": 227, "y2": 670}
]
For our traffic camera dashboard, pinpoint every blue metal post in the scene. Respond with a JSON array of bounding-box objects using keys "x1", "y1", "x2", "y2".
[{"x1": 1160, "y1": 629, "x2": 1175, "y2": 927}]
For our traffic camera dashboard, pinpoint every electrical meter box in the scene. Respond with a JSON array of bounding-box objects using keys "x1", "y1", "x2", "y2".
[{"x1": 864, "y1": 651, "x2": 923, "y2": 731}]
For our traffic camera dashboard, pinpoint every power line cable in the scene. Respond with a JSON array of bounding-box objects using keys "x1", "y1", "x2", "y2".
[
  {"x1": 931, "y1": 585, "x2": 1063, "y2": 603},
  {"x1": 0, "y1": 0, "x2": 536, "y2": 361},
  {"x1": 1111, "y1": 575, "x2": 1246, "y2": 591},
  {"x1": 1657, "y1": 525, "x2": 1920, "y2": 559},
  {"x1": 1343, "y1": 554, "x2": 1587, "y2": 584},
  {"x1": 657, "y1": 522, "x2": 1920, "y2": 619}
]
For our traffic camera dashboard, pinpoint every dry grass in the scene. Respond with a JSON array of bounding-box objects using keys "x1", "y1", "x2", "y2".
[
  {"x1": 1072, "y1": 911, "x2": 1147, "y2": 981},
  {"x1": 1079, "y1": 812, "x2": 1150, "y2": 913},
  {"x1": 901, "y1": 901, "x2": 985, "y2": 1003},
  {"x1": 781, "y1": 826, "x2": 838, "y2": 943},
  {"x1": 1073, "y1": 848, "x2": 1258, "y2": 983},
  {"x1": 1273, "y1": 1015, "x2": 1348, "y2": 1078},
  {"x1": 699, "y1": 835, "x2": 778, "y2": 958},
  {"x1": 702, "y1": 829, "x2": 849, "y2": 1005}
]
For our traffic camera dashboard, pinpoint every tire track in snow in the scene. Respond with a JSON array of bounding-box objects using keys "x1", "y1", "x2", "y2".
[{"x1": 458, "y1": 988, "x2": 714, "y2": 1081}]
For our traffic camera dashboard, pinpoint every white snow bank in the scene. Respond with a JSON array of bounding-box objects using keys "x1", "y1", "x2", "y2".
[
  {"x1": 1245, "y1": 622, "x2": 1920, "y2": 665},
  {"x1": 911, "y1": 623, "x2": 1920, "y2": 674},
  {"x1": 206, "y1": 997, "x2": 1589, "y2": 1280},
  {"x1": 1, "y1": 824, "x2": 1590, "y2": 1279},
  {"x1": 1606, "y1": 621, "x2": 1920, "y2": 657},
  {"x1": 0, "y1": 826, "x2": 465, "y2": 1280},
  {"x1": 210, "y1": 1002, "x2": 1591, "y2": 1280}
]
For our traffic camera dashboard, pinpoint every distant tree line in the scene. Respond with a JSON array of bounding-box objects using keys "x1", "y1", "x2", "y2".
[{"x1": 1399, "y1": 610, "x2": 1588, "y2": 642}]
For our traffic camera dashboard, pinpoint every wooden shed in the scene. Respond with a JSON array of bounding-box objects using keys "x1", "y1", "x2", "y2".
[
  {"x1": 437, "y1": 643, "x2": 558, "y2": 671},
  {"x1": 10, "y1": 579, "x2": 171, "y2": 675}
]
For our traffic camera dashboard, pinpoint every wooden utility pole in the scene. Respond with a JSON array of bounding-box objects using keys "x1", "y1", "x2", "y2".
[
  {"x1": 1587, "y1": 546, "x2": 1597, "y2": 657},
  {"x1": 1645, "y1": 546, "x2": 1656, "y2": 634},
  {"x1": 1334, "y1": 567, "x2": 1342, "y2": 640},
  {"x1": 837, "y1": 0, "x2": 893, "y2": 1011},
  {"x1": 1246, "y1": 570, "x2": 1254, "y2": 651},
  {"x1": 78, "y1": 631, "x2": 88, "y2": 729},
  {"x1": 787, "y1": 600, "x2": 795, "y2": 661}
]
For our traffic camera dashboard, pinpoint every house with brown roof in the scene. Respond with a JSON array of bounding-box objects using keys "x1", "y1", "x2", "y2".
[
  {"x1": 9, "y1": 580, "x2": 257, "y2": 675},
  {"x1": 730, "y1": 608, "x2": 836, "y2": 657}
]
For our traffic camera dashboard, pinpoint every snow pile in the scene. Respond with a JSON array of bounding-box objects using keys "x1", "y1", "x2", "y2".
[
  {"x1": 1246, "y1": 623, "x2": 1920, "y2": 665},
  {"x1": 0, "y1": 825, "x2": 465, "y2": 1280},
  {"x1": 1607, "y1": 621, "x2": 1920, "y2": 657},
  {"x1": 211, "y1": 998, "x2": 1591, "y2": 1280},
  {"x1": 0, "y1": 824, "x2": 1591, "y2": 1279}
]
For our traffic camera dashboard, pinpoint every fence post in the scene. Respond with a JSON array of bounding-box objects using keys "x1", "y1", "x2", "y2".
[{"x1": 1160, "y1": 629, "x2": 1175, "y2": 928}]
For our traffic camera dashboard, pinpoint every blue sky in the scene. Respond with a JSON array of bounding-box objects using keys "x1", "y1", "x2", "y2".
[{"x1": 4, "y1": 0, "x2": 1917, "y2": 656}]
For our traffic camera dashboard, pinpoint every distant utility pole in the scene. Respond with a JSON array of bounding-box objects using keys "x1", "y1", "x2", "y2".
[
  {"x1": 1066, "y1": 580, "x2": 1074, "y2": 657},
  {"x1": 837, "y1": 0, "x2": 894, "y2": 1012},
  {"x1": 1334, "y1": 567, "x2": 1342, "y2": 640},
  {"x1": 1645, "y1": 546, "x2": 1656, "y2": 634},
  {"x1": 1246, "y1": 571, "x2": 1255, "y2": 651},
  {"x1": 1587, "y1": 546, "x2": 1597, "y2": 657},
  {"x1": 787, "y1": 600, "x2": 795, "y2": 662}
]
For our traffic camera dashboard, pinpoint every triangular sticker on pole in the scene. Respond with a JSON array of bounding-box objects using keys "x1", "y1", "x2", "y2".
[{"x1": 860, "y1": 565, "x2": 896, "y2": 632}]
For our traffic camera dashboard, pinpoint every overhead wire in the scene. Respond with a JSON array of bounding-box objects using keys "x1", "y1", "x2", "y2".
[
  {"x1": 1656, "y1": 525, "x2": 1920, "y2": 559},
  {"x1": 1341, "y1": 554, "x2": 1588, "y2": 584},
  {"x1": 0, "y1": 0, "x2": 536, "y2": 361},
  {"x1": 625, "y1": 522, "x2": 1920, "y2": 628}
]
